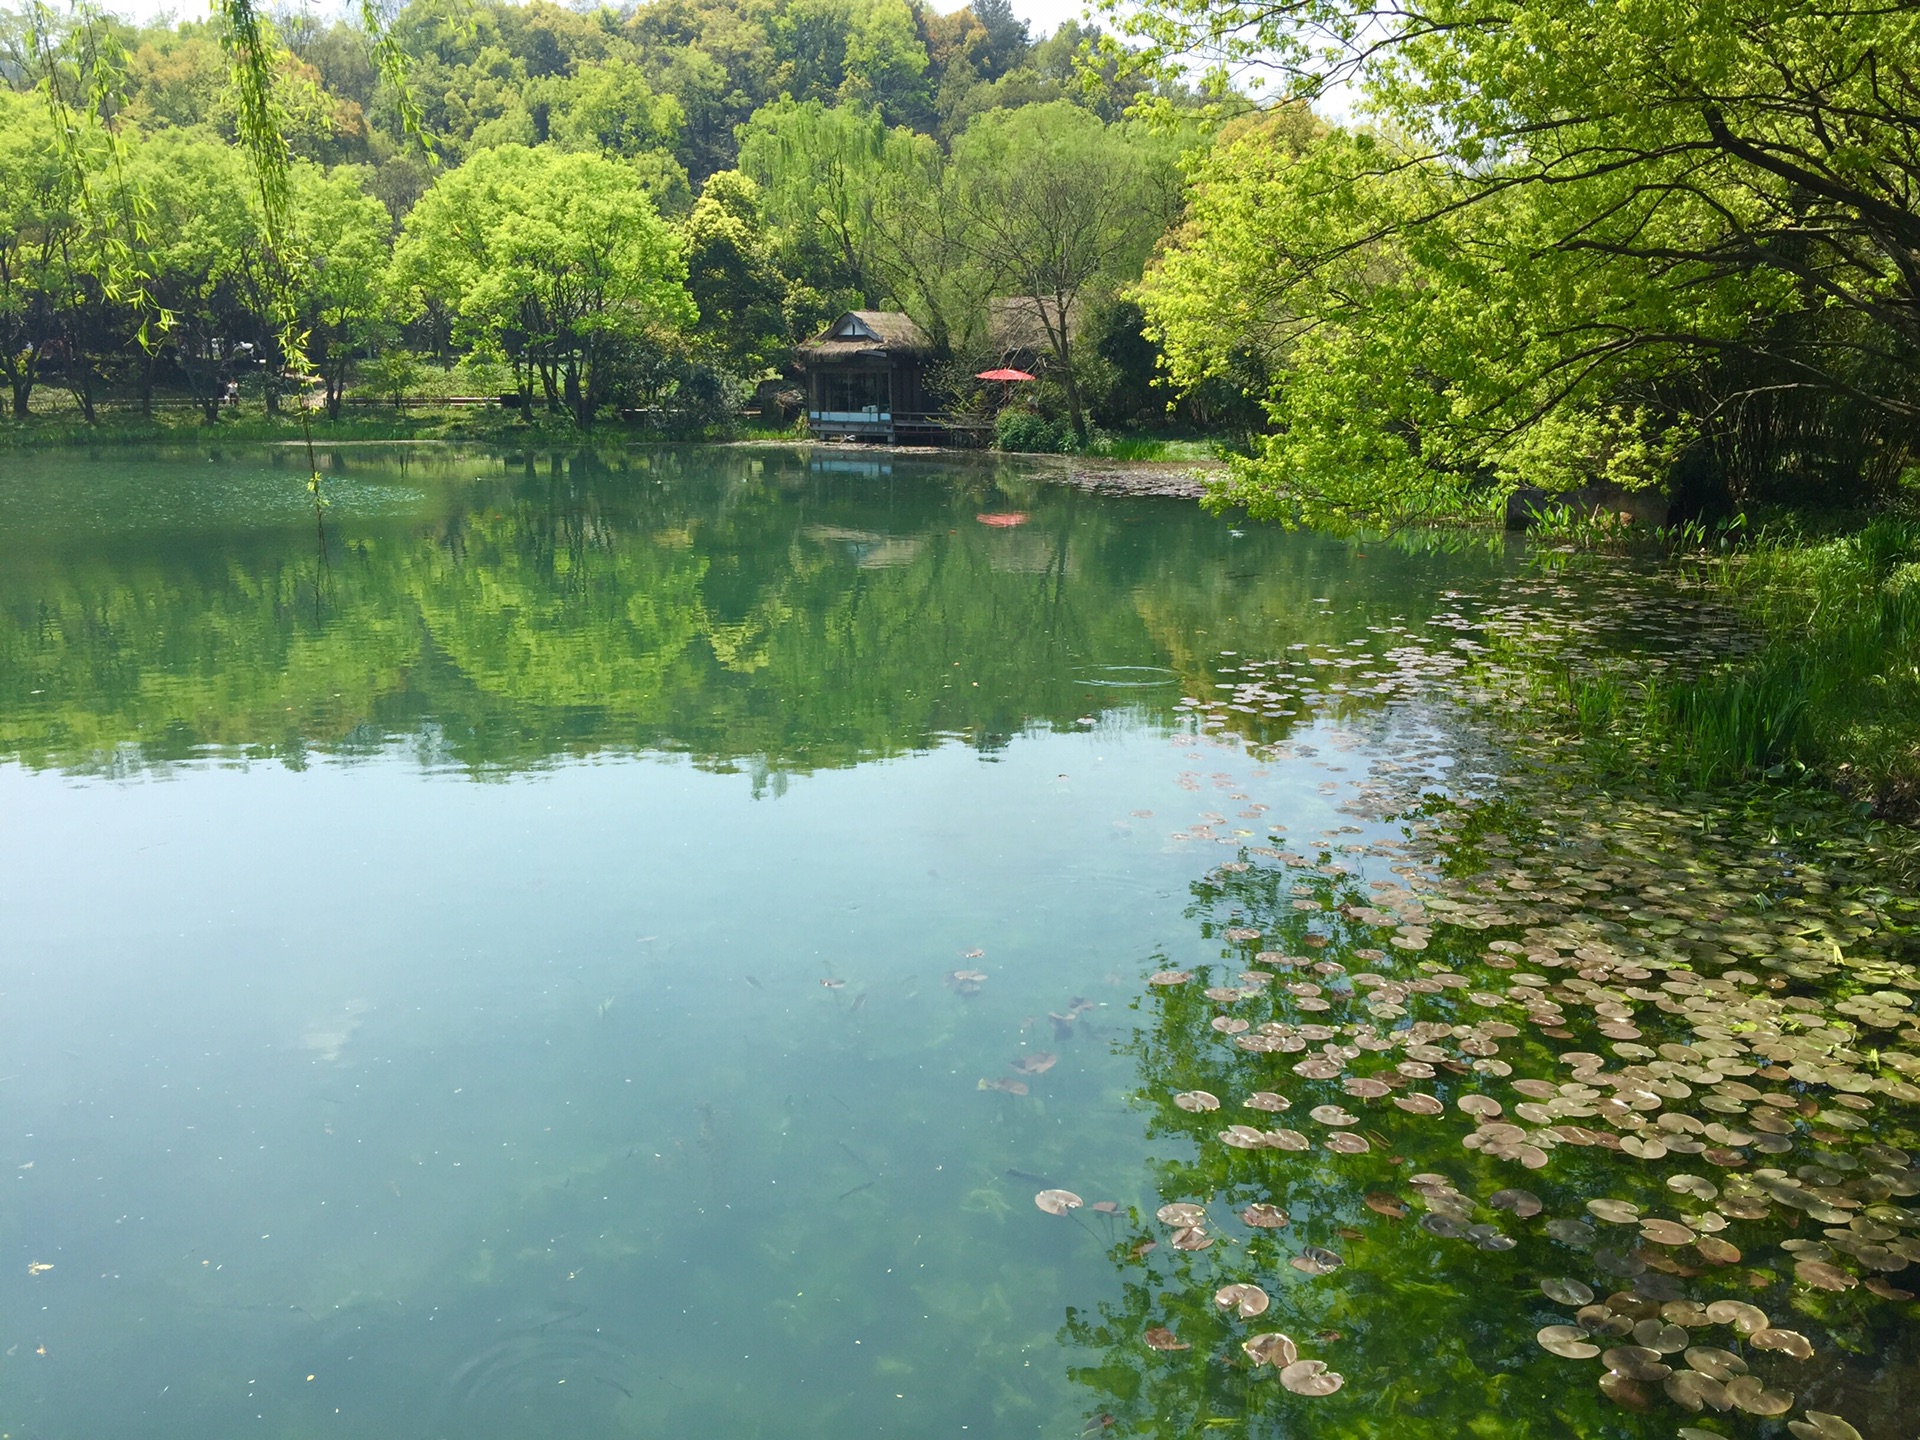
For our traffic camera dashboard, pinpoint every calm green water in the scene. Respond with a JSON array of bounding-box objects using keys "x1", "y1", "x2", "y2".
[{"x1": 1, "y1": 445, "x2": 1914, "y2": 1440}]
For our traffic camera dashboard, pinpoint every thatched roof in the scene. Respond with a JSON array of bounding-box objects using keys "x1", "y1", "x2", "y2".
[
  {"x1": 990, "y1": 295, "x2": 1082, "y2": 352},
  {"x1": 799, "y1": 311, "x2": 932, "y2": 361}
]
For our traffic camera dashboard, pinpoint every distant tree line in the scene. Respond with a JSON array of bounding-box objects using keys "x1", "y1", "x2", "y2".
[{"x1": 0, "y1": 0, "x2": 1222, "y2": 434}]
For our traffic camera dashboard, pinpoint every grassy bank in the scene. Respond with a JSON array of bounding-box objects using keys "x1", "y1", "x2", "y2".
[
  {"x1": 1520, "y1": 515, "x2": 1920, "y2": 817},
  {"x1": 0, "y1": 405, "x2": 753, "y2": 451}
]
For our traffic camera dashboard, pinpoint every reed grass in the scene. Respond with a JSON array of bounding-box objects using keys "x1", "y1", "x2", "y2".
[{"x1": 1528, "y1": 516, "x2": 1920, "y2": 813}]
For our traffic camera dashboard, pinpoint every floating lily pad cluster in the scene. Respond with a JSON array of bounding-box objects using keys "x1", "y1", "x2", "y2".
[{"x1": 1049, "y1": 566, "x2": 1920, "y2": 1439}]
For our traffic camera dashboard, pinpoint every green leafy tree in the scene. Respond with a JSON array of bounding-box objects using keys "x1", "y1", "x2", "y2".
[
  {"x1": 0, "y1": 89, "x2": 69, "y2": 417},
  {"x1": 950, "y1": 101, "x2": 1184, "y2": 439},
  {"x1": 287, "y1": 163, "x2": 394, "y2": 418},
  {"x1": 682, "y1": 169, "x2": 793, "y2": 373},
  {"x1": 392, "y1": 143, "x2": 696, "y2": 425},
  {"x1": 737, "y1": 97, "x2": 904, "y2": 311},
  {"x1": 124, "y1": 126, "x2": 256, "y2": 420},
  {"x1": 1117, "y1": 0, "x2": 1920, "y2": 521}
]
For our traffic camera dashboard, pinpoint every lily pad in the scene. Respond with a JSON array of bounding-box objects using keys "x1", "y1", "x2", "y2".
[
  {"x1": 1215, "y1": 1283, "x2": 1270, "y2": 1318},
  {"x1": 1684, "y1": 1347, "x2": 1749, "y2": 1381},
  {"x1": 1490, "y1": 1188, "x2": 1543, "y2": 1218},
  {"x1": 1156, "y1": 1202, "x2": 1206, "y2": 1227},
  {"x1": 1587, "y1": 1198, "x2": 1641, "y2": 1223},
  {"x1": 1664, "y1": 1369, "x2": 1731, "y2": 1413},
  {"x1": 1290, "y1": 1245, "x2": 1343, "y2": 1275},
  {"x1": 1750, "y1": 1328, "x2": 1814, "y2": 1360},
  {"x1": 1242, "y1": 1203, "x2": 1290, "y2": 1228},
  {"x1": 1703, "y1": 1301, "x2": 1770, "y2": 1334},
  {"x1": 1036, "y1": 1189, "x2": 1083, "y2": 1215},
  {"x1": 1143, "y1": 1326, "x2": 1190, "y2": 1351},
  {"x1": 1794, "y1": 1260, "x2": 1856, "y2": 1292},
  {"x1": 1174, "y1": 1090, "x2": 1221, "y2": 1112},
  {"x1": 1788, "y1": 1413, "x2": 1864, "y2": 1440},
  {"x1": 1725, "y1": 1375, "x2": 1794, "y2": 1416},
  {"x1": 1278, "y1": 1359, "x2": 1344, "y2": 1395},
  {"x1": 1242, "y1": 1332, "x2": 1298, "y2": 1367},
  {"x1": 1540, "y1": 1277, "x2": 1594, "y2": 1306}
]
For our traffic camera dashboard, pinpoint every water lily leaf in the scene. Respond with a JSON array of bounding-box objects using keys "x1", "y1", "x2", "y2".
[
  {"x1": 1265, "y1": 1129, "x2": 1312, "y2": 1151},
  {"x1": 1278, "y1": 1359, "x2": 1344, "y2": 1395},
  {"x1": 1684, "y1": 1347, "x2": 1749, "y2": 1381},
  {"x1": 1143, "y1": 1326, "x2": 1190, "y2": 1351},
  {"x1": 1157, "y1": 1202, "x2": 1207, "y2": 1227},
  {"x1": 1171, "y1": 1226, "x2": 1213, "y2": 1251},
  {"x1": 1587, "y1": 1198, "x2": 1641, "y2": 1223},
  {"x1": 1325, "y1": 1132, "x2": 1371, "y2": 1154},
  {"x1": 1457, "y1": 1094, "x2": 1503, "y2": 1117},
  {"x1": 1658, "y1": 1175, "x2": 1720, "y2": 1205},
  {"x1": 1243, "y1": 1091, "x2": 1291, "y2": 1112},
  {"x1": 1750, "y1": 1328, "x2": 1814, "y2": 1360},
  {"x1": 1221, "y1": 1125, "x2": 1269, "y2": 1150},
  {"x1": 1342, "y1": 1077, "x2": 1392, "y2": 1099},
  {"x1": 1598, "y1": 1371, "x2": 1655, "y2": 1411},
  {"x1": 1242, "y1": 1332, "x2": 1297, "y2": 1367},
  {"x1": 1173, "y1": 1090, "x2": 1220, "y2": 1112},
  {"x1": 1393, "y1": 1093, "x2": 1443, "y2": 1115},
  {"x1": 1290, "y1": 1245, "x2": 1343, "y2": 1275},
  {"x1": 1703, "y1": 1301, "x2": 1769, "y2": 1334},
  {"x1": 1665, "y1": 1369, "x2": 1731, "y2": 1413},
  {"x1": 1639, "y1": 1218, "x2": 1697, "y2": 1246},
  {"x1": 1788, "y1": 1412, "x2": 1864, "y2": 1440},
  {"x1": 1630, "y1": 1320, "x2": 1688, "y2": 1354},
  {"x1": 1601, "y1": 1346, "x2": 1671, "y2": 1382},
  {"x1": 1794, "y1": 1260, "x2": 1856, "y2": 1291},
  {"x1": 1725, "y1": 1375, "x2": 1794, "y2": 1416},
  {"x1": 1540, "y1": 1277, "x2": 1594, "y2": 1306},
  {"x1": 1242, "y1": 1203, "x2": 1290, "y2": 1228},
  {"x1": 1036, "y1": 1190, "x2": 1083, "y2": 1215},
  {"x1": 1147, "y1": 971, "x2": 1193, "y2": 987},
  {"x1": 1545, "y1": 1218, "x2": 1597, "y2": 1246},
  {"x1": 1536, "y1": 1328, "x2": 1597, "y2": 1367},
  {"x1": 1490, "y1": 1188, "x2": 1543, "y2": 1218},
  {"x1": 1693, "y1": 1236, "x2": 1742, "y2": 1266},
  {"x1": 1215, "y1": 1283, "x2": 1270, "y2": 1318}
]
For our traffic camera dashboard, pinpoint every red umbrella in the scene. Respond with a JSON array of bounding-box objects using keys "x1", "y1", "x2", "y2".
[{"x1": 976, "y1": 368, "x2": 1036, "y2": 382}]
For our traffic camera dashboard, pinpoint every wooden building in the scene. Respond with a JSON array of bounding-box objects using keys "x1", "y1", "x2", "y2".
[{"x1": 796, "y1": 311, "x2": 934, "y2": 442}]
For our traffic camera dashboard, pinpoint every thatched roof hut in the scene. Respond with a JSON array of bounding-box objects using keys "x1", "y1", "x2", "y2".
[{"x1": 796, "y1": 312, "x2": 935, "y2": 442}]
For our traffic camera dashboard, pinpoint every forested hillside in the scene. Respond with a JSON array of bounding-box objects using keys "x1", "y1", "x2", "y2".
[{"x1": 0, "y1": 0, "x2": 1220, "y2": 434}]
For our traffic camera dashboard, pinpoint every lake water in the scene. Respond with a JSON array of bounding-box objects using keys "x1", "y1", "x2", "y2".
[{"x1": 2, "y1": 444, "x2": 1915, "y2": 1440}]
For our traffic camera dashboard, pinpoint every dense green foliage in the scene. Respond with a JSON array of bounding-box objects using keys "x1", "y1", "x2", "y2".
[
  {"x1": 0, "y1": 0, "x2": 1200, "y2": 432},
  {"x1": 1124, "y1": 0, "x2": 1920, "y2": 524}
]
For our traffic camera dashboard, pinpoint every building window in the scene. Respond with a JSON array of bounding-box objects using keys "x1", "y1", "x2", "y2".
[{"x1": 818, "y1": 369, "x2": 891, "y2": 413}]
